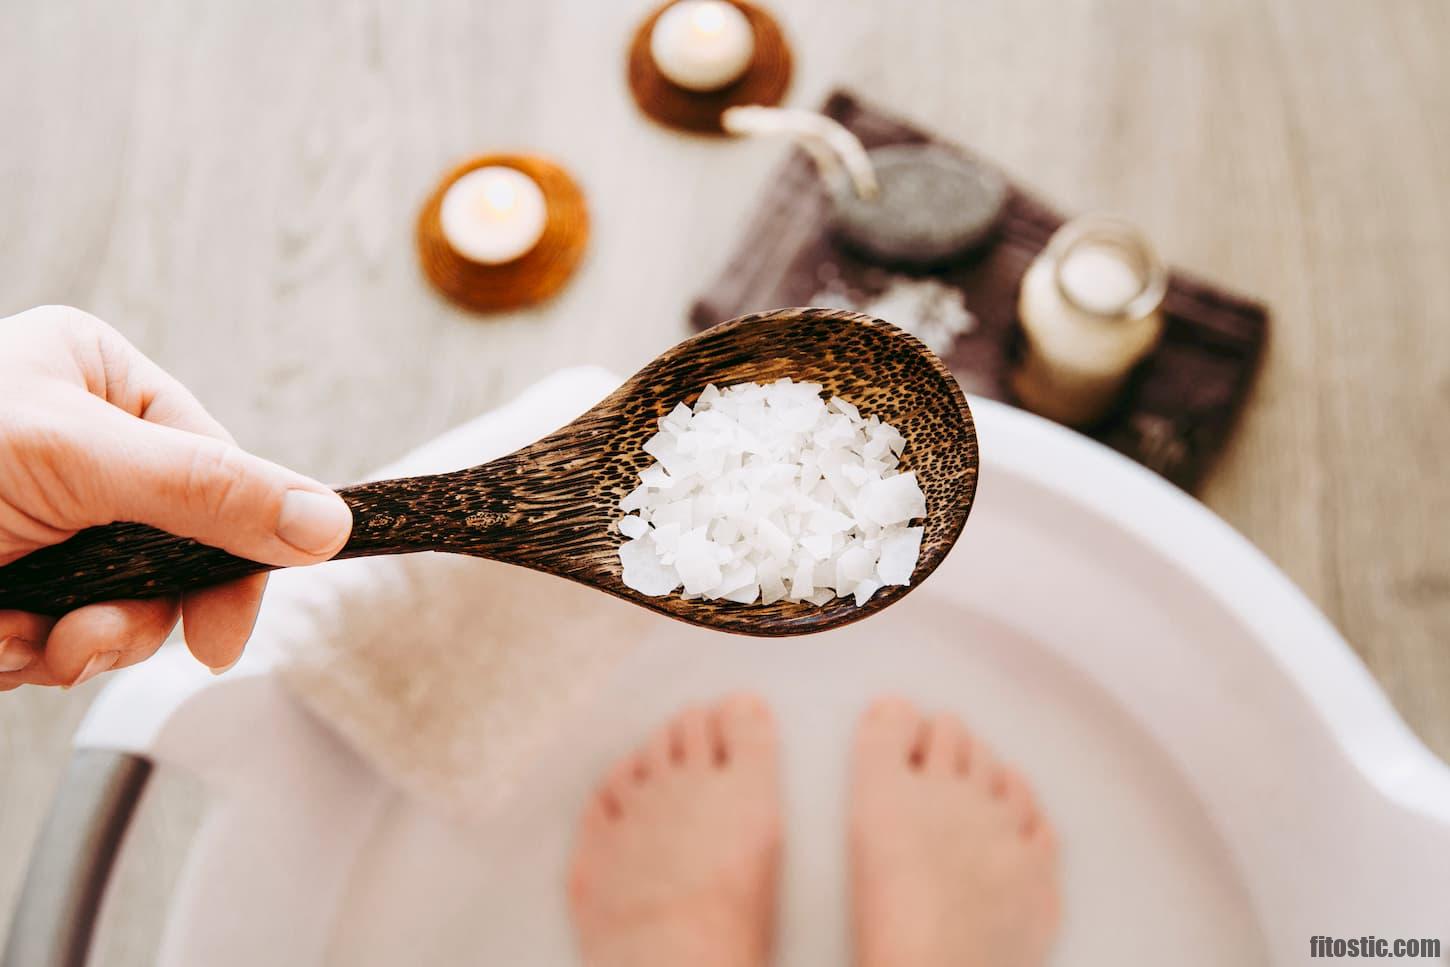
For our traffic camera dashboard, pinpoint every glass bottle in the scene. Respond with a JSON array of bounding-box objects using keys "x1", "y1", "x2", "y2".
[{"x1": 1012, "y1": 216, "x2": 1168, "y2": 427}]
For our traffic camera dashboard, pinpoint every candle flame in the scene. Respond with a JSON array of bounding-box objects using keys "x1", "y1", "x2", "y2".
[
  {"x1": 689, "y1": 2, "x2": 728, "y2": 36},
  {"x1": 480, "y1": 179, "x2": 519, "y2": 218}
]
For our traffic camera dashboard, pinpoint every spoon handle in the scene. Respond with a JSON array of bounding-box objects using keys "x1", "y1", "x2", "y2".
[{"x1": 0, "y1": 470, "x2": 512, "y2": 616}]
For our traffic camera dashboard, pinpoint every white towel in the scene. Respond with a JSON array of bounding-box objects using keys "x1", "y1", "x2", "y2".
[{"x1": 249, "y1": 367, "x2": 657, "y2": 817}]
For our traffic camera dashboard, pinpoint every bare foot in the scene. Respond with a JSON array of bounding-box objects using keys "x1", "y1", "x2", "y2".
[
  {"x1": 850, "y1": 698, "x2": 1060, "y2": 967},
  {"x1": 568, "y1": 694, "x2": 782, "y2": 967}
]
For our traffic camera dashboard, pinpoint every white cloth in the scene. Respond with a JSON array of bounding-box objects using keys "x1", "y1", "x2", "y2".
[{"x1": 249, "y1": 367, "x2": 655, "y2": 817}]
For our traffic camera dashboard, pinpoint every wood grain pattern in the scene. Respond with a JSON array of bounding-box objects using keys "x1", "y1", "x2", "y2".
[
  {"x1": 0, "y1": 308, "x2": 976, "y2": 636},
  {"x1": 0, "y1": 2, "x2": 1446, "y2": 963}
]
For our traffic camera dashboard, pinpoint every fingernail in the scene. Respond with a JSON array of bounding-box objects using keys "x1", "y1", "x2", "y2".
[
  {"x1": 0, "y1": 637, "x2": 35, "y2": 673},
  {"x1": 210, "y1": 656, "x2": 241, "y2": 676},
  {"x1": 67, "y1": 651, "x2": 120, "y2": 689},
  {"x1": 276, "y1": 490, "x2": 352, "y2": 556}
]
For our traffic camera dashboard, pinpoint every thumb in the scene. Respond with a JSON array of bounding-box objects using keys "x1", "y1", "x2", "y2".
[{"x1": 72, "y1": 401, "x2": 353, "y2": 567}]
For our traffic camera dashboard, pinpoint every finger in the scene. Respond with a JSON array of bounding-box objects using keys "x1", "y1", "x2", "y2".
[
  {"x1": 181, "y1": 573, "x2": 268, "y2": 672},
  {"x1": 107, "y1": 634, "x2": 170, "y2": 675},
  {"x1": 45, "y1": 598, "x2": 181, "y2": 687},
  {"x1": 0, "y1": 611, "x2": 57, "y2": 673},
  {"x1": 65, "y1": 399, "x2": 353, "y2": 567},
  {"x1": 0, "y1": 660, "x2": 64, "y2": 690},
  {"x1": 0, "y1": 635, "x2": 41, "y2": 674},
  {"x1": 53, "y1": 307, "x2": 237, "y2": 442},
  {"x1": 84, "y1": 336, "x2": 280, "y2": 671},
  {"x1": 98, "y1": 334, "x2": 238, "y2": 441},
  {"x1": 0, "y1": 607, "x2": 64, "y2": 687}
]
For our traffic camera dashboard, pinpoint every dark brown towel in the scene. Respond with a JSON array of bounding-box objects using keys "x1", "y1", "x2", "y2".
[{"x1": 690, "y1": 90, "x2": 1268, "y2": 491}]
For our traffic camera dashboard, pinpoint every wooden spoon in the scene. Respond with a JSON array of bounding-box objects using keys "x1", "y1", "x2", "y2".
[{"x1": 0, "y1": 308, "x2": 977, "y2": 637}]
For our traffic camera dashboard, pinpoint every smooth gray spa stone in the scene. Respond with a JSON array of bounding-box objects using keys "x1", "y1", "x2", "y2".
[{"x1": 830, "y1": 144, "x2": 1009, "y2": 268}]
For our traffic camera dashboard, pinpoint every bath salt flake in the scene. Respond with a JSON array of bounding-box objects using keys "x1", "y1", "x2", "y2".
[
  {"x1": 616, "y1": 378, "x2": 927, "y2": 607},
  {"x1": 877, "y1": 526, "x2": 924, "y2": 586}
]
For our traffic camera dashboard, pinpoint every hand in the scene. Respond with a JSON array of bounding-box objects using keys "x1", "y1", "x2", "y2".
[{"x1": 0, "y1": 306, "x2": 353, "y2": 690}]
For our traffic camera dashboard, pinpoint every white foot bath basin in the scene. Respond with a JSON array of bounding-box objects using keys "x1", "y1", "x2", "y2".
[{"x1": 8, "y1": 398, "x2": 1447, "y2": 966}]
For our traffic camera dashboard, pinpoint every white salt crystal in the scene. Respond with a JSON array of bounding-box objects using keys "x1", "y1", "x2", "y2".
[
  {"x1": 723, "y1": 583, "x2": 761, "y2": 604},
  {"x1": 853, "y1": 578, "x2": 883, "y2": 607},
  {"x1": 800, "y1": 533, "x2": 834, "y2": 560},
  {"x1": 878, "y1": 526, "x2": 924, "y2": 585},
  {"x1": 650, "y1": 522, "x2": 682, "y2": 559},
  {"x1": 812, "y1": 559, "x2": 836, "y2": 590},
  {"x1": 835, "y1": 545, "x2": 877, "y2": 591},
  {"x1": 640, "y1": 464, "x2": 675, "y2": 489},
  {"x1": 716, "y1": 563, "x2": 756, "y2": 596},
  {"x1": 859, "y1": 472, "x2": 927, "y2": 526},
  {"x1": 755, "y1": 517, "x2": 792, "y2": 559},
  {"x1": 620, "y1": 483, "x2": 651, "y2": 512},
  {"x1": 761, "y1": 575, "x2": 788, "y2": 605},
  {"x1": 789, "y1": 560, "x2": 815, "y2": 601},
  {"x1": 710, "y1": 518, "x2": 741, "y2": 545},
  {"x1": 615, "y1": 378, "x2": 928, "y2": 608},
  {"x1": 675, "y1": 528, "x2": 722, "y2": 594},
  {"x1": 620, "y1": 537, "x2": 679, "y2": 596},
  {"x1": 617, "y1": 514, "x2": 649, "y2": 539},
  {"x1": 652, "y1": 500, "x2": 694, "y2": 532},
  {"x1": 661, "y1": 401, "x2": 693, "y2": 432}
]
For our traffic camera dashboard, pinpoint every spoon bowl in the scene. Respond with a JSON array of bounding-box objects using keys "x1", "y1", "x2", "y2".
[{"x1": 0, "y1": 308, "x2": 977, "y2": 636}]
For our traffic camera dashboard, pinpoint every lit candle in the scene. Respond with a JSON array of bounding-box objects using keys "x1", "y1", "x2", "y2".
[
  {"x1": 650, "y1": 0, "x2": 756, "y2": 92},
  {"x1": 439, "y1": 166, "x2": 548, "y2": 265}
]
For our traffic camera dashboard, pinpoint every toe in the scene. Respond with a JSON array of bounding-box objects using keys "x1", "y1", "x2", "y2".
[
  {"x1": 998, "y1": 766, "x2": 1038, "y2": 831},
  {"x1": 595, "y1": 783, "x2": 624, "y2": 822},
  {"x1": 922, "y1": 713, "x2": 968, "y2": 774},
  {"x1": 669, "y1": 705, "x2": 713, "y2": 767},
  {"x1": 715, "y1": 693, "x2": 775, "y2": 768},
  {"x1": 642, "y1": 720, "x2": 674, "y2": 772},
  {"x1": 954, "y1": 730, "x2": 973, "y2": 775},
  {"x1": 855, "y1": 696, "x2": 925, "y2": 770},
  {"x1": 967, "y1": 738, "x2": 1001, "y2": 790},
  {"x1": 566, "y1": 858, "x2": 592, "y2": 909},
  {"x1": 986, "y1": 763, "x2": 1009, "y2": 798},
  {"x1": 581, "y1": 787, "x2": 617, "y2": 831},
  {"x1": 603, "y1": 757, "x2": 641, "y2": 806},
  {"x1": 1028, "y1": 814, "x2": 1060, "y2": 856},
  {"x1": 627, "y1": 750, "x2": 652, "y2": 784}
]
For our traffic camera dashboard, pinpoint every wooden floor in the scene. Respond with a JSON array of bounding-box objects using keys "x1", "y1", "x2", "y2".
[{"x1": 1, "y1": 0, "x2": 1446, "y2": 961}]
